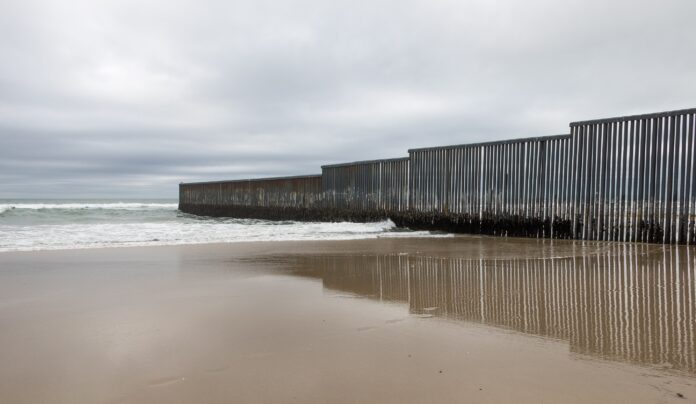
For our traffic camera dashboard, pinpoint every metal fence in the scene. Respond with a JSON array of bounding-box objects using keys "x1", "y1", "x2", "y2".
[
  {"x1": 179, "y1": 175, "x2": 323, "y2": 209},
  {"x1": 179, "y1": 107, "x2": 696, "y2": 244},
  {"x1": 569, "y1": 108, "x2": 696, "y2": 243},
  {"x1": 321, "y1": 157, "x2": 409, "y2": 213},
  {"x1": 408, "y1": 134, "x2": 571, "y2": 236}
]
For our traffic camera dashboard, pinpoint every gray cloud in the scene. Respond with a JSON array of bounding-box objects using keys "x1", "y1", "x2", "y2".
[{"x1": 1, "y1": 0, "x2": 695, "y2": 198}]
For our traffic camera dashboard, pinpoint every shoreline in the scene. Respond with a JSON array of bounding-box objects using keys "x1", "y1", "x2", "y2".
[
  {"x1": 0, "y1": 234, "x2": 617, "y2": 260},
  {"x1": 0, "y1": 230, "x2": 669, "y2": 257},
  {"x1": 0, "y1": 234, "x2": 449, "y2": 255}
]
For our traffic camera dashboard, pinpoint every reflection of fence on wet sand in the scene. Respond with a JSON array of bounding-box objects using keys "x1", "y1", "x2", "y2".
[{"x1": 294, "y1": 245, "x2": 696, "y2": 374}]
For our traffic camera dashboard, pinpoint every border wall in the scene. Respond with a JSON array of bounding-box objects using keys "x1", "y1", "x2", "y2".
[
  {"x1": 395, "y1": 134, "x2": 572, "y2": 238},
  {"x1": 179, "y1": 107, "x2": 696, "y2": 244},
  {"x1": 178, "y1": 175, "x2": 325, "y2": 221},
  {"x1": 569, "y1": 109, "x2": 696, "y2": 243},
  {"x1": 321, "y1": 157, "x2": 409, "y2": 219}
]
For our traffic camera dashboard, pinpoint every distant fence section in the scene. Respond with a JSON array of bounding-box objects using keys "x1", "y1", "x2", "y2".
[
  {"x1": 321, "y1": 158, "x2": 409, "y2": 215},
  {"x1": 179, "y1": 175, "x2": 325, "y2": 220},
  {"x1": 179, "y1": 107, "x2": 696, "y2": 244}
]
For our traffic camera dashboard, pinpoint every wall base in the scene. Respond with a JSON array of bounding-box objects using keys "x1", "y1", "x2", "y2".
[
  {"x1": 389, "y1": 212, "x2": 574, "y2": 239},
  {"x1": 179, "y1": 204, "x2": 686, "y2": 243},
  {"x1": 178, "y1": 203, "x2": 389, "y2": 223}
]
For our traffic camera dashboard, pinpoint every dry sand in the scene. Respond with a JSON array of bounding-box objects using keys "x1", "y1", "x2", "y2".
[{"x1": 0, "y1": 237, "x2": 694, "y2": 403}]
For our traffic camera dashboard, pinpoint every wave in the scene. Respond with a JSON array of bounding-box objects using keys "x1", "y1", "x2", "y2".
[
  {"x1": 0, "y1": 199, "x2": 452, "y2": 252},
  {"x1": 0, "y1": 219, "x2": 451, "y2": 252},
  {"x1": 0, "y1": 202, "x2": 178, "y2": 212}
]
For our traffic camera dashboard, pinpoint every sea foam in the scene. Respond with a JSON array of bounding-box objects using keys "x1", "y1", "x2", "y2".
[{"x1": 0, "y1": 200, "x2": 448, "y2": 252}]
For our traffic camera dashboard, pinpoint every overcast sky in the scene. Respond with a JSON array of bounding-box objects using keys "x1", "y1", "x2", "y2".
[{"x1": 1, "y1": 0, "x2": 694, "y2": 198}]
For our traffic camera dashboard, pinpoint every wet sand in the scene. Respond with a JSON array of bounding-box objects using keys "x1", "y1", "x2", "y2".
[{"x1": 0, "y1": 237, "x2": 694, "y2": 403}]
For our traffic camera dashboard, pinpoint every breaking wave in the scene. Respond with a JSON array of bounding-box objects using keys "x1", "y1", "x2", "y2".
[
  {"x1": 0, "y1": 202, "x2": 178, "y2": 212},
  {"x1": 0, "y1": 200, "x2": 448, "y2": 252}
]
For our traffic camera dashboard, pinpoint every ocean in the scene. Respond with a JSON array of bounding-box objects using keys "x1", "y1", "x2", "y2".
[{"x1": 0, "y1": 199, "x2": 445, "y2": 252}]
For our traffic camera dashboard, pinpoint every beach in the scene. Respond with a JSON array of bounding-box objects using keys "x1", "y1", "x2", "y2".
[{"x1": 0, "y1": 237, "x2": 694, "y2": 403}]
